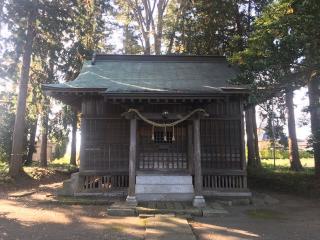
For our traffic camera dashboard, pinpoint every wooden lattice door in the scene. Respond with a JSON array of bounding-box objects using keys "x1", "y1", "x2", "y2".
[{"x1": 138, "y1": 121, "x2": 188, "y2": 171}]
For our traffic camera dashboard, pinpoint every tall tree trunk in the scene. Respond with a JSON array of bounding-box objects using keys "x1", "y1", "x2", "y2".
[
  {"x1": 145, "y1": 28, "x2": 151, "y2": 54},
  {"x1": 9, "y1": 6, "x2": 37, "y2": 177},
  {"x1": 245, "y1": 105, "x2": 261, "y2": 168},
  {"x1": 123, "y1": 22, "x2": 129, "y2": 54},
  {"x1": 25, "y1": 117, "x2": 38, "y2": 166},
  {"x1": 245, "y1": 106, "x2": 255, "y2": 167},
  {"x1": 166, "y1": 1, "x2": 187, "y2": 54},
  {"x1": 308, "y1": 78, "x2": 320, "y2": 178},
  {"x1": 252, "y1": 107, "x2": 261, "y2": 166},
  {"x1": 40, "y1": 101, "x2": 49, "y2": 168},
  {"x1": 70, "y1": 110, "x2": 77, "y2": 166},
  {"x1": 285, "y1": 89, "x2": 303, "y2": 171},
  {"x1": 154, "y1": 0, "x2": 166, "y2": 54}
]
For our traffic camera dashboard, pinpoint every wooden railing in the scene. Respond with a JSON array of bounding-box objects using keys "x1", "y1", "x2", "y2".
[
  {"x1": 202, "y1": 170, "x2": 247, "y2": 190},
  {"x1": 81, "y1": 174, "x2": 129, "y2": 192}
]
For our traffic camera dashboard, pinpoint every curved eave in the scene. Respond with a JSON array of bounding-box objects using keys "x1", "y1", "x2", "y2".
[{"x1": 42, "y1": 84, "x2": 107, "y2": 106}]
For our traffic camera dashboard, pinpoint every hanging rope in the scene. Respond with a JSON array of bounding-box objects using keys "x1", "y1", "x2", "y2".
[{"x1": 126, "y1": 108, "x2": 208, "y2": 128}]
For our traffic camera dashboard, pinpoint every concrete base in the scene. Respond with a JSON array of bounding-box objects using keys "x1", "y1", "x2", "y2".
[
  {"x1": 126, "y1": 195, "x2": 138, "y2": 207},
  {"x1": 57, "y1": 172, "x2": 80, "y2": 196},
  {"x1": 193, "y1": 195, "x2": 206, "y2": 208}
]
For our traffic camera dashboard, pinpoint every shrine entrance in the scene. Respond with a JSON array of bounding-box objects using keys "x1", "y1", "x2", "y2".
[{"x1": 138, "y1": 121, "x2": 189, "y2": 172}]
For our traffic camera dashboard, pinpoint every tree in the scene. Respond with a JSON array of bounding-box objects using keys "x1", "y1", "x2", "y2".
[
  {"x1": 25, "y1": 93, "x2": 39, "y2": 166},
  {"x1": 231, "y1": 0, "x2": 320, "y2": 174},
  {"x1": 9, "y1": 1, "x2": 37, "y2": 177},
  {"x1": 115, "y1": 0, "x2": 170, "y2": 54},
  {"x1": 308, "y1": 79, "x2": 320, "y2": 176},
  {"x1": 245, "y1": 106, "x2": 261, "y2": 168},
  {"x1": 285, "y1": 89, "x2": 302, "y2": 170},
  {"x1": 0, "y1": 0, "x2": 112, "y2": 173},
  {"x1": 70, "y1": 109, "x2": 78, "y2": 166},
  {"x1": 291, "y1": 0, "x2": 320, "y2": 177}
]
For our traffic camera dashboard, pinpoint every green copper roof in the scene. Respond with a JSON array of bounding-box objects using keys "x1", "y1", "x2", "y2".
[{"x1": 44, "y1": 55, "x2": 246, "y2": 94}]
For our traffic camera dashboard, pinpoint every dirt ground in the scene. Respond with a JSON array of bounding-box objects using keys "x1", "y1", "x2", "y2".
[
  {"x1": 0, "y1": 173, "x2": 145, "y2": 240},
  {"x1": 191, "y1": 193, "x2": 320, "y2": 240},
  {"x1": 1, "y1": 173, "x2": 320, "y2": 240}
]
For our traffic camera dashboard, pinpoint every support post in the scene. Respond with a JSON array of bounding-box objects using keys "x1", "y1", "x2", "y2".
[
  {"x1": 188, "y1": 121, "x2": 194, "y2": 174},
  {"x1": 192, "y1": 117, "x2": 206, "y2": 208},
  {"x1": 126, "y1": 117, "x2": 138, "y2": 206},
  {"x1": 240, "y1": 99, "x2": 248, "y2": 188}
]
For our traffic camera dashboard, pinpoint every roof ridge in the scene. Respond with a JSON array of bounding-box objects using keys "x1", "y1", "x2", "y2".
[{"x1": 89, "y1": 54, "x2": 227, "y2": 63}]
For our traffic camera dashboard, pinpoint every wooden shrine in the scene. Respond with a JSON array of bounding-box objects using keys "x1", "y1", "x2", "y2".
[{"x1": 44, "y1": 54, "x2": 251, "y2": 207}]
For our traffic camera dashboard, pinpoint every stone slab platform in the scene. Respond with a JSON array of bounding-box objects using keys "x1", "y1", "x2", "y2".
[
  {"x1": 107, "y1": 201, "x2": 228, "y2": 217},
  {"x1": 145, "y1": 215, "x2": 196, "y2": 240}
]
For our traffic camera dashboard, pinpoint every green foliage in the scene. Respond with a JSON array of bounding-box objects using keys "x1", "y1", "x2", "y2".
[
  {"x1": 231, "y1": 0, "x2": 320, "y2": 102},
  {"x1": 260, "y1": 149, "x2": 288, "y2": 159},
  {"x1": 0, "y1": 161, "x2": 9, "y2": 175},
  {"x1": 0, "y1": 161, "x2": 11, "y2": 183},
  {"x1": 49, "y1": 155, "x2": 78, "y2": 173},
  {"x1": 248, "y1": 162, "x2": 319, "y2": 197},
  {"x1": 163, "y1": 0, "x2": 269, "y2": 55},
  {"x1": 173, "y1": 0, "x2": 241, "y2": 55},
  {"x1": 52, "y1": 135, "x2": 69, "y2": 160}
]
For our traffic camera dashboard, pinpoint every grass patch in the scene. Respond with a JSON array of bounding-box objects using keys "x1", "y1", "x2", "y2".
[
  {"x1": 262, "y1": 158, "x2": 314, "y2": 168},
  {"x1": 0, "y1": 154, "x2": 78, "y2": 183},
  {"x1": 246, "y1": 209, "x2": 286, "y2": 220},
  {"x1": 248, "y1": 161, "x2": 319, "y2": 198}
]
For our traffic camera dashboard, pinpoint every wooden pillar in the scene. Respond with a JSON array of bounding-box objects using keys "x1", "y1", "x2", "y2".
[
  {"x1": 126, "y1": 117, "x2": 138, "y2": 206},
  {"x1": 79, "y1": 116, "x2": 85, "y2": 172},
  {"x1": 192, "y1": 117, "x2": 206, "y2": 207},
  {"x1": 188, "y1": 121, "x2": 194, "y2": 174},
  {"x1": 240, "y1": 99, "x2": 248, "y2": 188}
]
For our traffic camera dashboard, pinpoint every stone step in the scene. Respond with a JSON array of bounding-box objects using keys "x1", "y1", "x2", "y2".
[
  {"x1": 136, "y1": 175, "x2": 193, "y2": 185},
  {"x1": 135, "y1": 175, "x2": 194, "y2": 201},
  {"x1": 136, "y1": 184, "x2": 194, "y2": 194},
  {"x1": 136, "y1": 193, "x2": 194, "y2": 202}
]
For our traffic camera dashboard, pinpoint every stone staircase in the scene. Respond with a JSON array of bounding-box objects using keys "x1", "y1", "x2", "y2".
[{"x1": 135, "y1": 175, "x2": 194, "y2": 201}]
